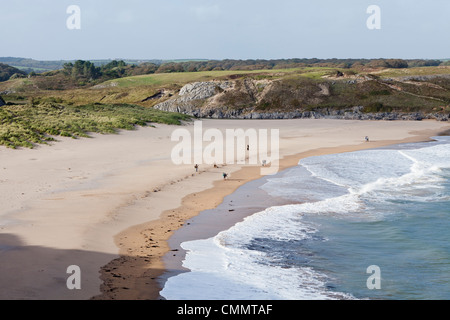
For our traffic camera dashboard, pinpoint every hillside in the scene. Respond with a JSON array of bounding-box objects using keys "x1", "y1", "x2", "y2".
[
  {"x1": 152, "y1": 71, "x2": 450, "y2": 121},
  {"x1": 1, "y1": 65, "x2": 450, "y2": 113},
  {"x1": 0, "y1": 63, "x2": 26, "y2": 82},
  {"x1": 1, "y1": 64, "x2": 449, "y2": 148}
]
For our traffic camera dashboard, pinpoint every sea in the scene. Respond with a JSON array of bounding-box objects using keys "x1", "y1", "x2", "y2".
[{"x1": 160, "y1": 136, "x2": 450, "y2": 300}]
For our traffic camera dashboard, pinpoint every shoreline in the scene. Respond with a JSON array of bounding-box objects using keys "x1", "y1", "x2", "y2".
[
  {"x1": 95, "y1": 125, "x2": 449, "y2": 300},
  {"x1": 1, "y1": 119, "x2": 449, "y2": 300}
]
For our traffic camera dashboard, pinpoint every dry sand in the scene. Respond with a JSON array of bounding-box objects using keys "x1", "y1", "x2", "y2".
[{"x1": 0, "y1": 119, "x2": 448, "y2": 300}]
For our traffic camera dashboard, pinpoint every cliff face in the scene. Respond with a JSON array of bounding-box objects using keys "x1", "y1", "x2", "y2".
[
  {"x1": 154, "y1": 81, "x2": 233, "y2": 117},
  {"x1": 153, "y1": 78, "x2": 450, "y2": 121},
  {"x1": 154, "y1": 79, "x2": 330, "y2": 118}
]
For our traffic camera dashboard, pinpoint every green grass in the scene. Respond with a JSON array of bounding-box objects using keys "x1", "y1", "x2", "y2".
[
  {"x1": 99, "y1": 68, "x2": 304, "y2": 88},
  {"x1": 0, "y1": 103, "x2": 191, "y2": 149},
  {"x1": 296, "y1": 67, "x2": 344, "y2": 80}
]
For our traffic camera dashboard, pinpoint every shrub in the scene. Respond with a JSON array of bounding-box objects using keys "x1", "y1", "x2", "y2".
[{"x1": 363, "y1": 102, "x2": 393, "y2": 113}]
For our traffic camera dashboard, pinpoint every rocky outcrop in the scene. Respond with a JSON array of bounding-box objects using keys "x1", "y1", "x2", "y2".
[
  {"x1": 91, "y1": 82, "x2": 118, "y2": 89},
  {"x1": 0, "y1": 96, "x2": 5, "y2": 107},
  {"x1": 141, "y1": 89, "x2": 172, "y2": 102},
  {"x1": 179, "y1": 81, "x2": 233, "y2": 100},
  {"x1": 154, "y1": 81, "x2": 234, "y2": 117},
  {"x1": 154, "y1": 80, "x2": 449, "y2": 121},
  {"x1": 230, "y1": 108, "x2": 449, "y2": 121}
]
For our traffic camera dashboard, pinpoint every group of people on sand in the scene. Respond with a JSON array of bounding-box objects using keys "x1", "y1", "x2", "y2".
[
  {"x1": 195, "y1": 138, "x2": 370, "y2": 180},
  {"x1": 193, "y1": 144, "x2": 272, "y2": 181},
  {"x1": 194, "y1": 163, "x2": 229, "y2": 180}
]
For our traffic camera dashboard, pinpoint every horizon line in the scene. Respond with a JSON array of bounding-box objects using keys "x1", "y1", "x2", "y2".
[{"x1": 1, "y1": 56, "x2": 449, "y2": 62}]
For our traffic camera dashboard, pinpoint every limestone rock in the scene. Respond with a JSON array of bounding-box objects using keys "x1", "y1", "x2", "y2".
[
  {"x1": 153, "y1": 79, "x2": 449, "y2": 122},
  {"x1": 178, "y1": 81, "x2": 232, "y2": 101}
]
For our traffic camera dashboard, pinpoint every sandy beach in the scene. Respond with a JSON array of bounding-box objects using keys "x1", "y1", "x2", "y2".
[{"x1": 0, "y1": 119, "x2": 449, "y2": 300}]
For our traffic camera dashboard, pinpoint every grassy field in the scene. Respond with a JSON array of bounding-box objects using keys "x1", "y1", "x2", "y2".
[
  {"x1": 99, "y1": 68, "x2": 304, "y2": 88},
  {"x1": 93, "y1": 65, "x2": 450, "y2": 91}
]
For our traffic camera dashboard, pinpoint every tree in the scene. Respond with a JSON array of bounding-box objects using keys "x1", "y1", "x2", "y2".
[
  {"x1": 385, "y1": 59, "x2": 408, "y2": 68},
  {"x1": 102, "y1": 60, "x2": 127, "y2": 70},
  {"x1": 68, "y1": 60, "x2": 101, "y2": 80}
]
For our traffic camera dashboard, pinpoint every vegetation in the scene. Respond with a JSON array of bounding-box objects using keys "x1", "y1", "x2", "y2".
[
  {"x1": 0, "y1": 58, "x2": 448, "y2": 150},
  {"x1": 103, "y1": 68, "x2": 299, "y2": 88},
  {"x1": 0, "y1": 57, "x2": 67, "y2": 73},
  {"x1": 0, "y1": 57, "x2": 164, "y2": 73},
  {"x1": 0, "y1": 103, "x2": 190, "y2": 149},
  {"x1": 0, "y1": 63, "x2": 26, "y2": 82},
  {"x1": 314, "y1": 77, "x2": 450, "y2": 113},
  {"x1": 1, "y1": 57, "x2": 449, "y2": 85}
]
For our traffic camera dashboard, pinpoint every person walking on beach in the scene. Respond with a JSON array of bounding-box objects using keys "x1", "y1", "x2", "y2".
[
  {"x1": 365, "y1": 136, "x2": 370, "y2": 142},
  {"x1": 223, "y1": 172, "x2": 228, "y2": 180},
  {"x1": 194, "y1": 164, "x2": 199, "y2": 172}
]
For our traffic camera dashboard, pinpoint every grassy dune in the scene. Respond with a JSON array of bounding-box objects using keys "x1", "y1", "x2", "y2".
[{"x1": 0, "y1": 103, "x2": 190, "y2": 149}]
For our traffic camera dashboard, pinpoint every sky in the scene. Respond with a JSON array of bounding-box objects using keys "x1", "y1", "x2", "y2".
[{"x1": 1, "y1": 0, "x2": 449, "y2": 61}]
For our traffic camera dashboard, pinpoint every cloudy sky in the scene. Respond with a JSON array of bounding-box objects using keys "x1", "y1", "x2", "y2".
[{"x1": 1, "y1": 0, "x2": 449, "y2": 60}]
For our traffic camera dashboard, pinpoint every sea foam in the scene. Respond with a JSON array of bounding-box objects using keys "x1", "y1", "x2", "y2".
[{"x1": 160, "y1": 137, "x2": 450, "y2": 300}]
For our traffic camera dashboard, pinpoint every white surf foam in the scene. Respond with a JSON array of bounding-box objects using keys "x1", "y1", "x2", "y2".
[
  {"x1": 161, "y1": 205, "x2": 353, "y2": 300},
  {"x1": 161, "y1": 138, "x2": 450, "y2": 300}
]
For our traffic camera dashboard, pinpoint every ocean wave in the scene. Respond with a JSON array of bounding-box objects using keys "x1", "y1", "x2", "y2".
[
  {"x1": 161, "y1": 206, "x2": 354, "y2": 300},
  {"x1": 161, "y1": 137, "x2": 450, "y2": 300}
]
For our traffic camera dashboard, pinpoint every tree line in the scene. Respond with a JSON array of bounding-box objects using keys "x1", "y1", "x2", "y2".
[
  {"x1": 59, "y1": 58, "x2": 447, "y2": 80},
  {"x1": 154, "y1": 58, "x2": 446, "y2": 73},
  {"x1": 1, "y1": 58, "x2": 448, "y2": 84}
]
